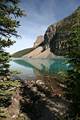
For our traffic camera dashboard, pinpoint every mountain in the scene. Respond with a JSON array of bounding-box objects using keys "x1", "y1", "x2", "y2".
[
  {"x1": 33, "y1": 35, "x2": 44, "y2": 48},
  {"x1": 12, "y1": 48, "x2": 34, "y2": 58},
  {"x1": 23, "y1": 47, "x2": 43, "y2": 58},
  {"x1": 44, "y1": 6, "x2": 80, "y2": 55},
  {"x1": 33, "y1": 48, "x2": 55, "y2": 58},
  {"x1": 12, "y1": 36, "x2": 44, "y2": 58},
  {"x1": 13, "y1": 7, "x2": 80, "y2": 58},
  {"x1": 23, "y1": 35, "x2": 55, "y2": 58}
]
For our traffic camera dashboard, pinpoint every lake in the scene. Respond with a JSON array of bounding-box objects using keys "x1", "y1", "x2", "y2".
[
  {"x1": 10, "y1": 58, "x2": 69, "y2": 93},
  {"x1": 10, "y1": 58, "x2": 68, "y2": 80}
]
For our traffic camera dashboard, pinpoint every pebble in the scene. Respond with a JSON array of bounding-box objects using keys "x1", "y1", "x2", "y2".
[
  {"x1": 36, "y1": 80, "x2": 45, "y2": 86},
  {"x1": 12, "y1": 114, "x2": 16, "y2": 118},
  {"x1": 31, "y1": 87, "x2": 37, "y2": 92}
]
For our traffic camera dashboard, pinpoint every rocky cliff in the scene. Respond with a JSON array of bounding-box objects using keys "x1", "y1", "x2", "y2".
[
  {"x1": 15, "y1": 6, "x2": 80, "y2": 58},
  {"x1": 33, "y1": 35, "x2": 44, "y2": 48},
  {"x1": 44, "y1": 7, "x2": 80, "y2": 55}
]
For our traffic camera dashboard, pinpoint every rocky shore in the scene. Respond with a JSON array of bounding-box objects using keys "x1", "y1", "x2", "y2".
[
  {"x1": 19, "y1": 79, "x2": 68, "y2": 120},
  {"x1": 0, "y1": 79, "x2": 69, "y2": 120}
]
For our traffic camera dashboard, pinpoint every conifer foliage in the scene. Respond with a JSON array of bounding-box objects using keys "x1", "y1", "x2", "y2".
[
  {"x1": 0, "y1": 0, "x2": 24, "y2": 78},
  {"x1": 64, "y1": 7, "x2": 80, "y2": 119},
  {"x1": 0, "y1": 1, "x2": 24, "y2": 118}
]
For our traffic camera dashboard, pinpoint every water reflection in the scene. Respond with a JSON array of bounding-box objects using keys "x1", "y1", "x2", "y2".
[
  {"x1": 24, "y1": 58, "x2": 68, "y2": 75},
  {"x1": 10, "y1": 58, "x2": 68, "y2": 94},
  {"x1": 10, "y1": 60, "x2": 36, "y2": 80},
  {"x1": 12, "y1": 58, "x2": 68, "y2": 78},
  {"x1": 10, "y1": 59, "x2": 68, "y2": 79}
]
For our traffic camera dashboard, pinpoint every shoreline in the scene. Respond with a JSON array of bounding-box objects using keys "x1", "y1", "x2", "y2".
[{"x1": 0, "y1": 78, "x2": 68, "y2": 120}]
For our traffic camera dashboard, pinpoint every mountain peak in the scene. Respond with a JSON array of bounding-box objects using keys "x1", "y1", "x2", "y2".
[{"x1": 33, "y1": 35, "x2": 44, "y2": 48}]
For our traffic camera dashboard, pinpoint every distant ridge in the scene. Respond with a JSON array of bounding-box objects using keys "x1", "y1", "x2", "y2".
[{"x1": 12, "y1": 48, "x2": 34, "y2": 58}]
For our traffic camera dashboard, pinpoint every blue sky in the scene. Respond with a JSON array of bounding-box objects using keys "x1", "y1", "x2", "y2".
[{"x1": 6, "y1": 0, "x2": 80, "y2": 53}]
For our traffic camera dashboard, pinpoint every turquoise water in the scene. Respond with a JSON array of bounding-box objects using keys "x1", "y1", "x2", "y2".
[{"x1": 10, "y1": 58, "x2": 69, "y2": 80}]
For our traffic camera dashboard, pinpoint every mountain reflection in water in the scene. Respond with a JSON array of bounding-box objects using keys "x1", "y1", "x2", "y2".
[
  {"x1": 12, "y1": 58, "x2": 68, "y2": 76},
  {"x1": 10, "y1": 58, "x2": 68, "y2": 94},
  {"x1": 10, "y1": 58, "x2": 68, "y2": 80}
]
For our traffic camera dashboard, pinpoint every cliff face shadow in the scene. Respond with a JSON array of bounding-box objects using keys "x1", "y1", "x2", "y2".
[{"x1": 20, "y1": 80, "x2": 67, "y2": 120}]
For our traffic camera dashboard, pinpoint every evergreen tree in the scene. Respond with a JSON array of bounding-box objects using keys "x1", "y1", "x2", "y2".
[
  {"x1": 64, "y1": 8, "x2": 80, "y2": 119},
  {"x1": 0, "y1": 0, "x2": 24, "y2": 118},
  {"x1": 0, "y1": 0, "x2": 24, "y2": 79}
]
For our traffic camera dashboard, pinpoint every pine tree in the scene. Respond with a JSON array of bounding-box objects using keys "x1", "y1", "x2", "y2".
[
  {"x1": 64, "y1": 8, "x2": 80, "y2": 119},
  {"x1": 0, "y1": 0, "x2": 24, "y2": 79},
  {"x1": 0, "y1": 1, "x2": 24, "y2": 117}
]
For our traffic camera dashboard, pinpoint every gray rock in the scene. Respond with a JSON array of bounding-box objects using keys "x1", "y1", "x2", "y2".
[
  {"x1": 31, "y1": 87, "x2": 37, "y2": 92},
  {"x1": 36, "y1": 80, "x2": 45, "y2": 86}
]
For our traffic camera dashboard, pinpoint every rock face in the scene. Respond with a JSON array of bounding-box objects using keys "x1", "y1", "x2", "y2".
[
  {"x1": 34, "y1": 48, "x2": 55, "y2": 58},
  {"x1": 44, "y1": 24, "x2": 57, "y2": 49},
  {"x1": 33, "y1": 35, "x2": 44, "y2": 48},
  {"x1": 24, "y1": 35, "x2": 54, "y2": 58},
  {"x1": 44, "y1": 7, "x2": 80, "y2": 55},
  {"x1": 23, "y1": 7, "x2": 80, "y2": 58},
  {"x1": 23, "y1": 47, "x2": 43, "y2": 58}
]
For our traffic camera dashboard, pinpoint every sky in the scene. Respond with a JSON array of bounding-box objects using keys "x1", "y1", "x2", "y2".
[{"x1": 6, "y1": 0, "x2": 80, "y2": 54}]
